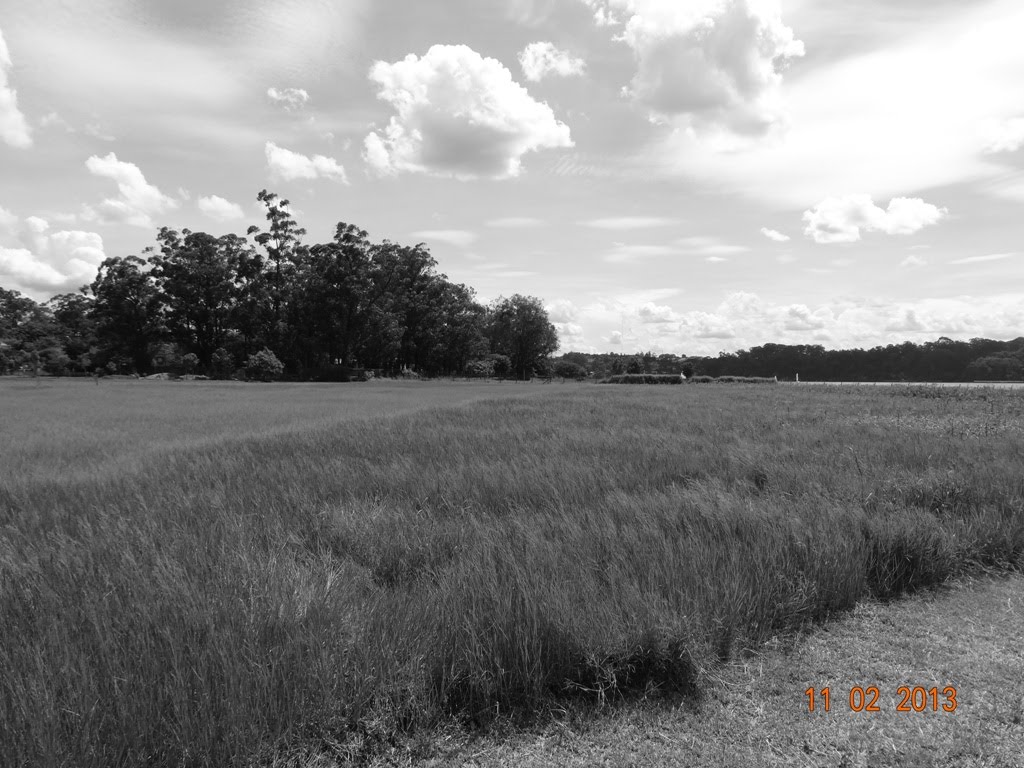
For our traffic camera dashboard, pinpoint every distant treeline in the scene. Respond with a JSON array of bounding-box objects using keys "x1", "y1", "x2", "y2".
[
  {"x1": 557, "y1": 337, "x2": 1024, "y2": 382},
  {"x1": 0, "y1": 191, "x2": 558, "y2": 380}
]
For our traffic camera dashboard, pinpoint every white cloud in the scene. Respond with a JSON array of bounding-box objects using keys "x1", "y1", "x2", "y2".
[
  {"x1": 803, "y1": 195, "x2": 946, "y2": 244},
  {"x1": 604, "y1": 243, "x2": 676, "y2": 263},
  {"x1": 84, "y1": 153, "x2": 179, "y2": 228},
  {"x1": 589, "y1": 0, "x2": 803, "y2": 137},
  {"x1": 410, "y1": 229, "x2": 477, "y2": 248},
  {"x1": 950, "y1": 252, "x2": 1013, "y2": 265},
  {"x1": 653, "y1": 1, "x2": 1024, "y2": 206},
  {"x1": 900, "y1": 254, "x2": 928, "y2": 268},
  {"x1": 267, "y1": 87, "x2": 310, "y2": 111},
  {"x1": 0, "y1": 213, "x2": 105, "y2": 296},
  {"x1": 885, "y1": 308, "x2": 926, "y2": 333},
  {"x1": 981, "y1": 117, "x2": 1024, "y2": 154},
  {"x1": 0, "y1": 28, "x2": 32, "y2": 148},
  {"x1": 782, "y1": 304, "x2": 828, "y2": 331},
  {"x1": 546, "y1": 298, "x2": 579, "y2": 323},
  {"x1": 265, "y1": 142, "x2": 348, "y2": 183},
  {"x1": 198, "y1": 195, "x2": 245, "y2": 222},
  {"x1": 609, "y1": 330, "x2": 624, "y2": 345},
  {"x1": 363, "y1": 44, "x2": 573, "y2": 179},
  {"x1": 518, "y1": 42, "x2": 585, "y2": 82},
  {"x1": 486, "y1": 216, "x2": 544, "y2": 228},
  {"x1": 637, "y1": 302, "x2": 680, "y2": 323},
  {"x1": 674, "y1": 236, "x2": 749, "y2": 255},
  {"x1": 584, "y1": 216, "x2": 676, "y2": 229},
  {"x1": 760, "y1": 227, "x2": 790, "y2": 242}
]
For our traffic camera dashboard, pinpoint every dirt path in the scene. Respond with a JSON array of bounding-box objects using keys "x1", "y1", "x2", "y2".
[{"x1": 422, "y1": 573, "x2": 1024, "y2": 767}]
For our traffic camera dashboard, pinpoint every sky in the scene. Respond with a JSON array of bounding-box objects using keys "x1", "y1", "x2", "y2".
[{"x1": 1, "y1": 0, "x2": 1023, "y2": 355}]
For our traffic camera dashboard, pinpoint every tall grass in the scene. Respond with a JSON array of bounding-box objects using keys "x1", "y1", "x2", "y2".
[{"x1": 1, "y1": 382, "x2": 1022, "y2": 766}]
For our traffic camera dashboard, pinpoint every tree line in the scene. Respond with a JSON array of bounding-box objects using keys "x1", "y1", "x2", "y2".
[
  {"x1": 0, "y1": 191, "x2": 559, "y2": 380},
  {"x1": 556, "y1": 338, "x2": 1024, "y2": 382}
]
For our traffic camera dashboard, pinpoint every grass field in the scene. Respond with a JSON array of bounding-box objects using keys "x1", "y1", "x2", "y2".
[{"x1": 1, "y1": 379, "x2": 1022, "y2": 767}]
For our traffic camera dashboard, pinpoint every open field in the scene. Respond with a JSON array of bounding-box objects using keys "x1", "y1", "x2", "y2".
[{"x1": 1, "y1": 381, "x2": 1023, "y2": 766}]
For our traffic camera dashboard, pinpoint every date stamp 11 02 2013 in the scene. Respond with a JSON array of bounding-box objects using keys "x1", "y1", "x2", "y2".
[{"x1": 805, "y1": 686, "x2": 958, "y2": 713}]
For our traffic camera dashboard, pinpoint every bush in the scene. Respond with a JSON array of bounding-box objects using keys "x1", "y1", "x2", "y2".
[
  {"x1": 464, "y1": 359, "x2": 495, "y2": 378},
  {"x1": 601, "y1": 374, "x2": 683, "y2": 385},
  {"x1": 211, "y1": 348, "x2": 235, "y2": 380},
  {"x1": 40, "y1": 347, "x2": 71, "y2": 376},
  {"x1": 554, "y1": 360, "x2": 587, "y2": 380},
  {"x1": 487, "y1": 354, "x2": 512, "y2": 378},
  {"x1": 180, "y1": 353, "x2": 199, "y2": 375},
  {"x1": 245, "y1": 348, "x2": 284, "y2": 382}
]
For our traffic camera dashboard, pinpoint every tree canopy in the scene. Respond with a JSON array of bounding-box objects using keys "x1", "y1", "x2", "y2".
[{"x1": 0, "y1": 191, "x2": 558, "y2": 379}]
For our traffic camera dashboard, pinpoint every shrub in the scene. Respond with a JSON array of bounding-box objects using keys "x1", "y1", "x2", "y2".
[
  {"x1": 180, "y1": 353, "x2": 199, "y2": 375},
  {"x1": 554, "y1": 361, "x2": 587, "y2": 380},
  {"x1": 487, "y1": 354, "x2": 512, "y2": 378},
  {"x1": 600, "y1": 374, "x2": 682, "y2": 385},
  {"x1": 211, "y1": 348, "x2": 235, "y2": 380},
  {"x1": 40, "y1": 347, "x2": 71, "y2": 376},
  {"x1": 464, "y1": 359, "x2": 494, "y2": 378},
  {"x1": 245, "y1": 348, "x2": 284, "y2": 382}
]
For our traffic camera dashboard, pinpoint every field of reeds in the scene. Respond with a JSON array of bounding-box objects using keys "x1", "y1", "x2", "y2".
[{"x1": 1, "y1": 379, "x2": 1022, "y2": 767}]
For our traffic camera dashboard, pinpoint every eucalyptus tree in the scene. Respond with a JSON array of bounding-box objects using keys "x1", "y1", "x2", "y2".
[
  {"x1": 485, "y1": 294, "x2": 559, "y2": 380},
  {"x1": 147, "y1": 228, "x2": 251, "y2": 370},
  {"x1": 87, "y1": 255, "x2": 163, "y2": 373}
]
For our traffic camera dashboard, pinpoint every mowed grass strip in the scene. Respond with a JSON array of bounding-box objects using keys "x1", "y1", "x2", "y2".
[{"x1": 1, "y1": 383, "x2": 1022, "y2": 766}]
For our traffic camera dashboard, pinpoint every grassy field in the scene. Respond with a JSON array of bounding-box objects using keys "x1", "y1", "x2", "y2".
[{"x1": 1, "y1": 380, "x2": 1022, "y2": 767}]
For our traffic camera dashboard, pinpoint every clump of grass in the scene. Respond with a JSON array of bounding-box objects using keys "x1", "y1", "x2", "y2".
[
  {"x1": 600, "y1": 374, "x2": 683, "y2": 384},
  {"x1": 685, "y1": 375, "x2": 778, "y2": 384},
  {"x1": 1, "y1": 382, "x2": 1022, "y2": 766}
]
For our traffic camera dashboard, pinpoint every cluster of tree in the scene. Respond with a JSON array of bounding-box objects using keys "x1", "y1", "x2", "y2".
[
  {"x1": 549, "y1": 338, "x2": 1024, "y2": 383},
  {"x1": 689, "y1": 338, "x2": 1024, "y2": 382},
  {"x1": 0, "y1": 191, "x2": 559, "y2": 380},
  {"x1": 553, "y1": 352, "x2": 693, "y2": 379}
]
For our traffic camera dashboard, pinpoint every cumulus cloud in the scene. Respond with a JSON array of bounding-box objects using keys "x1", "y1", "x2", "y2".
[
  {"x1": 609, "y1": 330, "x2": 624, "y2": 345},
  {"x1": 546, "y1": 298, "x2": 580, "y2": 324},
  {"x1": 586, "y1": 0, "x2": 804, "y2": 136},
  {"x1": 584, "y1": 216, "x2": 676, "y2": 229},
  {"x1": 410, "y1": 229, "x2": 477, "y2": 248},
  {"x1": 585, "y1": 289, "x2": 1024, "y2": 355},
  {"x1": 518, "y1": 42, "x2": 585, "y2": 82},
  {"x1": 267, "y1": 87, "x2": 310, "y2": 111},
  {"x1": 802, "y1": 195, "x2": 946, "y2": 244},
  {"x1": 198, "y1": 195, "x2": 245, "y2": 222},
  {"x1": 901, "y1": 254, "x2": 927, "y2": 268},
  {"x1": 782, "y1": 304, "x2": 829, "y2": 331},
  {"x1": 363, "y1": 44, "x2": 573, "y2": 179},
  {"x1": 760, "y1": 227, "x2": 790, "y2": 242},
  {"x1": 0, "y1": 212, "x2": 105, "y2": 296},
  {"x1": 0, "y1": 28, "x2": 33, "y2": 148},
  {"x1": 637, "y1": 302, "x2": 680, "y2": 323},
  {"x1": 84, "y1": 153, "x2": 179, "y2": 228},
  {"x1": 265, "y1": 142, "x2": 348, "y2": 183}
]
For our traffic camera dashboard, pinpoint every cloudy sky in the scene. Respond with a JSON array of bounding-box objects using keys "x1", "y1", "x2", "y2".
[{"x1": 2, "y1": 0, "x2": 1023, "y2": 354}]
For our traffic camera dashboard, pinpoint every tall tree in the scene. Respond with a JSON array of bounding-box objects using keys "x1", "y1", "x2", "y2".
[
  {"x1": 148, "y1": 228, "x2": 249, "y2": 369},
  {"x1": 46, "y1": 293, "x2": 97, "y2": 371},
  {"x1": 246, "y1": 190, "x2": 306, "y2": 358},
  {"x1": 486, "y1": 294, "x2": 559, "y2": 380},
  {"x1": 87, "y1": 255, "x2": 162, "y2": 373}
]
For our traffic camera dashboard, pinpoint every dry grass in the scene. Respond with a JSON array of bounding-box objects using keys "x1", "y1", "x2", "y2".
[{"x1": 1, "y1": 380, "x2": 1022, "y2": 766}]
